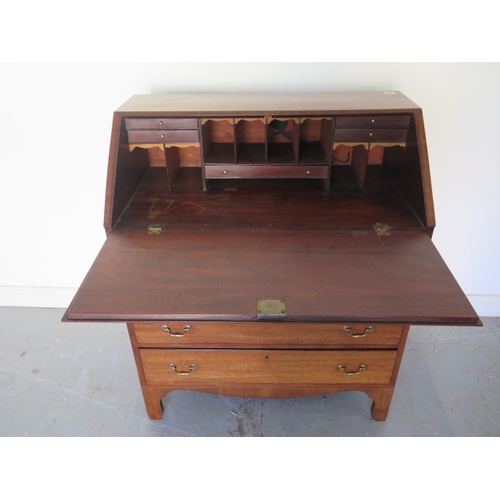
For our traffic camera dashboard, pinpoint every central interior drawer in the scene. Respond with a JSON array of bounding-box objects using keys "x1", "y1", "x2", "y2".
[
  {"x1": 140, "y1": 349, "x2": 398, "y2": 386},
  {"x1": 204, "y1": 165, "x2": 328, "y2": 179},
  {"x1": 131, "y1": 322, "x2": 404, "y2": 347}
]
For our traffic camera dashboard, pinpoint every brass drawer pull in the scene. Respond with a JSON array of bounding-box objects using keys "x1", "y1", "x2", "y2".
[
  {"x1": 168, "y1": 363, "x2": 197, "y2": 375},
  {"x1": 161, "y1": 325, "x2": 192, "y2": 337},
  {"x1": 338, "y1": 364, "x2": 367, "y2": 375},
  {"x1": 343, "y1": 325, "x2": 374, "y2": 338}
]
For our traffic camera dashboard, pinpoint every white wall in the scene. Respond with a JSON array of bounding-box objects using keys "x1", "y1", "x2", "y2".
[{"x1": 1, "y1": 62, "x2": 499, "y2": 316}]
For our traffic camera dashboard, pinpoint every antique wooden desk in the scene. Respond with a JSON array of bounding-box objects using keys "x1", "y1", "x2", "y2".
[{"x1": 64, "y1": 92, "x2": 480, "y2": 421}]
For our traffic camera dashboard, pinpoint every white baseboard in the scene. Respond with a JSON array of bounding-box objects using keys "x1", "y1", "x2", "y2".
[
  {"x1": 466, "y1": 295, "x2": 500, "y2": 319},
  {"x1": 0, "y1": 286, "x2": 77, "y2": 309},
  {"x1": 1, "y1": 287, "x2": 499, "y2": 318}
]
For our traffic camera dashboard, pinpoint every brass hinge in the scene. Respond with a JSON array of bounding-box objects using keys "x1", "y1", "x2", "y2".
[
  {"x1": 373, "y1": 222, "x2": 390, "y2": 236},
  {"x1": 147, "y1": 223, "x2": 164, "y2": 235},
  {"x1": 257, "y1": 299, "x2": 287, "y2": 320}
]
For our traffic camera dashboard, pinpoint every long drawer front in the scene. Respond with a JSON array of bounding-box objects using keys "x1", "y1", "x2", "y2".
[
  {"x1": 140, "y1": 349, "x2": 397, "y2": 386},
  {"x1": 132, "y1": 322, "x2": 404, "y2": 347}
]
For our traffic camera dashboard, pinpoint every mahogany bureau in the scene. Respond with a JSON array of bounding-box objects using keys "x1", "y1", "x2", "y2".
[{"x1": 64, "y1": 92, "x2": 480, "y2": 421}]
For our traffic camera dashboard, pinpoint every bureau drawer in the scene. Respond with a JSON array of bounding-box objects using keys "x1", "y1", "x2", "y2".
[
  {"x1": 125, "y1": 118, "x2": 199, "y2": 130},
  {"x1": 140, "y1": 349, "x2": 398, "y2": 386},
  {"x1": 334, "y1": 128, "x2": 407, "y2": 143},
  {"x1": 204, "y1": 165, "x2": 329, "y2": 179},
  {"x1": 127, "y1": 129, "x2": 199, "y2": 143},
  {"x1": 132, "y1": 322, "x2": 404, "y2": 347},
  {"x1": 335, "y1": 115, "x2": 411, "y2": 128}
]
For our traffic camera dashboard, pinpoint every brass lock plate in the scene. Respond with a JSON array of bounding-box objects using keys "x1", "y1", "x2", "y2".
[
  {"x1": 257, "y1": 299, "x2": 286, "y2": 320},
  {"x1": 373, "y1": 222, "x2": 390, "y2": 236},
  {"x1": 147, "y1": 223, "x2": 164, "y2": 235}
]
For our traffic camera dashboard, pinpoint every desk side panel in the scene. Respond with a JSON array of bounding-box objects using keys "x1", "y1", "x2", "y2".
[
  {"x1": 104, "y1": 113, "x2": 150, "y2": 230},
  {"x1": 384, "y1": 110, "x2": 435, "y2": 229}
]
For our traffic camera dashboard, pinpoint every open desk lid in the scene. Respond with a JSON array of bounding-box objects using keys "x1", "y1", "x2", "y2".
[{"x1": 65, "y1": 228, "x2": 480, "y2": 326}]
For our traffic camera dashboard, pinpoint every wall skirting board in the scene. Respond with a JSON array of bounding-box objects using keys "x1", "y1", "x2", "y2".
[
  {"x1": 0, "y1": 286, "x2": 499, "y2": 318},
  {"x1": 467, "y1": 295, "x2": 500, "y2": 318},
  {"x1": 0, "y1": 287, "x2": 78, "y2": 309}
]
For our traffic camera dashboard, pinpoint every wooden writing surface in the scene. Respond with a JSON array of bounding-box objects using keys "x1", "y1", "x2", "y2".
[{"x1": 66, "y1": 228, "x2": 478, "y2": 325}]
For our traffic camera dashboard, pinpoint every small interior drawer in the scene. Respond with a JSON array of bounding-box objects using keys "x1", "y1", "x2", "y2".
[
  {"x1": 335, "y1": 115, "x2": 411, "y2": 128},
  {"x1": 131, "y1": 322, "x2": 404, "y2": 347},
  {"x1": 125, "y1": 118, "x2": 199, "y2": 130},
  {"x1": 334, "y1": 128, "x2": 407, "y2": 143},
  {"x1": 127, "y1": 129, "x2": 199, "y2": 143},
  {"x1": 140, "y1": 349, "x2": 398, "y2": 386}
]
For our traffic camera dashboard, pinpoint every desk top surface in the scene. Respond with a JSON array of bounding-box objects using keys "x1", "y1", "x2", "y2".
[{"x1": 116, "y1": 91, "x2": 421, "y2": 116}]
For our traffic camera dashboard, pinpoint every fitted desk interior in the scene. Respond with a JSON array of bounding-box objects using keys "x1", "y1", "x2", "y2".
[{"x1": 64, "y1": 92, "x2": 480, "y2": 421}]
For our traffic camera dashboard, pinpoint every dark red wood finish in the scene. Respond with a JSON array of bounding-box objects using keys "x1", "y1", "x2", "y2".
[{"x1": 65, "y1": 92, "x2": 480, "y2": 422}]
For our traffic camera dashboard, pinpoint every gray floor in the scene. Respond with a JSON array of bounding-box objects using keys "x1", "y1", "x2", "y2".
[{"x1": 0, "y1": 306, "x2": 498, "y2": 436}]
